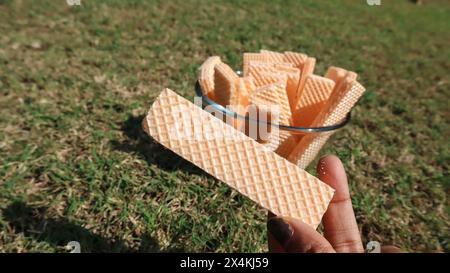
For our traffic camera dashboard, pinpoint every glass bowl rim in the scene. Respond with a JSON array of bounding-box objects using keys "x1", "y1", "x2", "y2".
[{"x1": 195, "y1": 81, "x2": 351, "y2": 133}]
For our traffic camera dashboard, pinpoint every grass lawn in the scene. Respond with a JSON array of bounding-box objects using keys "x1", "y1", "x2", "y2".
[{"x1": 0, "y1": 0, "x2": 448, "y2": 252}]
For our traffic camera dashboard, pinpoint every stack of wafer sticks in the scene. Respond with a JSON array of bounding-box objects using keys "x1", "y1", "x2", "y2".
[
  {"x1": 142, "y1": 88, "x2": 335, "y2": 227},
  {"x1": 198, "y1": 50, "x2": 365, "y2": 168},
  {"x1": 141, "y1": 50, "x2": 364, "y2": 227}
]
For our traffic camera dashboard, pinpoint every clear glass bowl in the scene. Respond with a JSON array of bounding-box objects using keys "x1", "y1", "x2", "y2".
[{"x1": 194, "y1": 72, "x2": 350, "y2": 135}]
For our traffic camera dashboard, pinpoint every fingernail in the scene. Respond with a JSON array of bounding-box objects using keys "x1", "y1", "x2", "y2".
[{"x1": 267, "y1": 217, "x2": 294, "y2": 247}]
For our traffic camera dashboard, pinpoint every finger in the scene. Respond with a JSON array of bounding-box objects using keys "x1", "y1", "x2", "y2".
[
  {"x1": 267, "y1": 212, "x2": 285, "y2": 253},
  {"x1": 268, "y1": 232, "x2": 286, "y2": 253},
  {"x1": 267, "y1": 216, "x2": 335, "y2": 253},
  {"x1": 317, "y1": 155, "x2": 364, "y2": 253}
]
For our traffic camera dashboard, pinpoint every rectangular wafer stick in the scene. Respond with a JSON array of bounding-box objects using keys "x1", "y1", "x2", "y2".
[
  {"x1": 273, "y1": 64, "x2": 301, "y2": 111},
  {"x1": 243, "y1": 52, "x2": 291, "y2": 77},
  {"x1": 243, "y1": 53, "x2": 272, "y2": 77},
  {"x1": 246, "y1": 62, "x2": 292, "y2": 91},
  {"x1": 230, "y1": 77, "x2": 251, "y2": 129},
  {"x1": 248, "y1": 60, "x2": 294, "y2": 69},
  {"x1": 248, "y1": 67, "x2": 287, "y2": 87},
  {"x1": 260, "y1": 49, "x2": 287, "y2": 63},
  {"x1": 284, "y1": 51, "x2": 308, "y2": 67},
  {"x1": 143, "y1": 88, "x2": 335, "y2": 228},
  {"x1": 198, "y1": 56, "x2": 221, "y2": 101},
  {"x1": 325, "y1": 66, "x2": 358, "y2": 100},
  {"x1": 294, "y1": 57, "x2": 316, "y2": 104},
  {"x1": 247, "y1": 63, "x2": 299, "y2": 107},
  {"x1": 293, "y1": 75, "x2": 335, "y2": 127},
  {"x1": 249, "y1": 82, "x2": 292, "y2": 151},
  {"x1": 275, "y1": 134, "x2": 301, "y2": 159},
  {"x1": 241, "y1": 105, "x2": 278, "y2": 148},
  {"x1": 213, "y1": 62, "x2": 239, "y2": 106},
  {"x1": 325, "y1": 66, "x2": 347, "y2": 83},
  {"x1": 288, "y1": 80, "x2": 365, "y2": 168},
  {"x1": 250, "y1": 82, "x2": 292, "y2": 126}
]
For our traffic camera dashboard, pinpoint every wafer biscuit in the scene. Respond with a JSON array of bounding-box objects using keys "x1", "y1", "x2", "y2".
[
  {"x1": 294, "y1": 57, "x2": 316, "y2": 104},
  {"x1": 230, "y1": 77, "x2": 251, "y2": 129},
  {"x1": 284, "y1": 51, "x2": 308, "y2": 67},
  {"x1": 143, "y1": 88, "x2": 335, "y2": 227},
  {"x1": 198, "y1": 56, "x2": 221, "y2": 100},
  {"x1": 243, "y1": 53, "x2": 273, "y2": 77},
  {"x1": 334, "y1": 71, "x2": 357, "y2": 97},
  {"x1": 247, "y1": 63, "x2": 295, "y2": 78},
  {"x1": 249, "y1": 62, "x2": 300, "y2": 111},
  {"x1": 241, "y1": 104, "x2": 278, "y2": 144},
  {"x1": 260, "y1": 49, "x2": 287, "y2": 63},
  {"x1": 243, "y1": 76, "x2": 256, "y2": 95},
  {"x1": 275, "y1": 135, "x2": 300, "y2": 158},
  {"x1": 214, "y1": 62, "x2": 239, "y2": 106},
  {"x1": 250, "y1": 82, "x2": 291, "y2": 125},
  {"x1": 293, "y1": 75, "x2": 335, "y2": 127},
  {"x1": 325, "y1": 67, "x2": 358, "y2": 99},
  {"x1": 288, "y1": 80, "x2": 365, "y2": 168},
  {"x1": 325, "y1": 66, "x2": 347, "y2": 83},
  {"x1": 273, "y1": 63, "x2": 301, "y2": 74},
  {"x1": 248, "y1": 67, "x2": 287, "y2": 88},
  {"x1": 249, "y1": 82, "x2": 293, "y2": 151},
  {"x1": 273, "y1": 64, "x2": 301, "y2": 111},
  {"x1": 243, "y1": 52, "x2": 292, "y2": 77},
  {"x1": 248, "y1": 60, "x2": 294, "y2": 69}
]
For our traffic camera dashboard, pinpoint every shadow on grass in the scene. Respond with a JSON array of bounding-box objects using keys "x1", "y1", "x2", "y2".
[
  {"x1": 3, "y1": 201, "x2": 185, "y2": 253},
  {"x1": 111, "y1": 114, "x2": 205, "y2": 175}
]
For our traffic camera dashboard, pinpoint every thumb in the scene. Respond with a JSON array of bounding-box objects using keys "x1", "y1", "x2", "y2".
[{"x1": 267, "y1": 216, "x2": 335, "y2": 253}]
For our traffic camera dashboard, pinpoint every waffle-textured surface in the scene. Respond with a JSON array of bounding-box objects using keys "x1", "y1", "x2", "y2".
[
  {"x1": 294, "y1": 57, "x2": 316, "y2": 104},
  {"x1": 198, "y1": 56, "x2": 221, "y2": 100},
  {"x1": 249, "y1": 63, "x2": 300, "y2": 111},
  {"x1": 249, "y1": 82, "x2": 292, "y2": 126},
  {"x1": 283, "y1": 51, "x2": 308, "y2": 67},
  {"x1": 243, "y1": 52, "x2": 294, "y2": 77},
  {"x1": 248, "y1": 66, "x2": 287, "y2": 87},
  {"x1": 143, "y1": 88, "x2": 335, "y2": 228},
  {"x1": 213, "y1": 62, "x2": 239, "y2": 106},
  {"x1": 241, "y1": 105, "x2": 276, "y2": 146},
  {"x1": 325, "y1": 66, "x2": 348, "y2": 83},
  {"x1": 288, "y1": 80, "x2": 365, "y2": 168},
  {"x1": 243, "y1": 53, "x2": 273, "y2": 77},
  {"x1": 293, "y1": 74, "x2": 336, "y2": 127},
  {"x1": 230, "y1": 78, "x2": 250, "y2": 108},
  {"x1": 230, "y1": 78, "x2": 251, "y2": 129},
  {"x1": 248, "y1": 82, "x2": 292, "y2": 151},
  {"x1": 326, "y1": 67, "x2": 358, "y2": 100},
  {"x1": 260, "y1": 49, "x2": 287, "y2": 63},
  {"x1": 275, "y1": 134, "x2": 301, "y2": 159},
  {"x1": 248, "y1": 60, "x2": 294, "y2": 70}
]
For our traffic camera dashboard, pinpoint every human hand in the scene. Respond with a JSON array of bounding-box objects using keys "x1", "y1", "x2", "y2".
[{"x1": 267, "y1": 155, "x2": 403, "y2": 253}]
